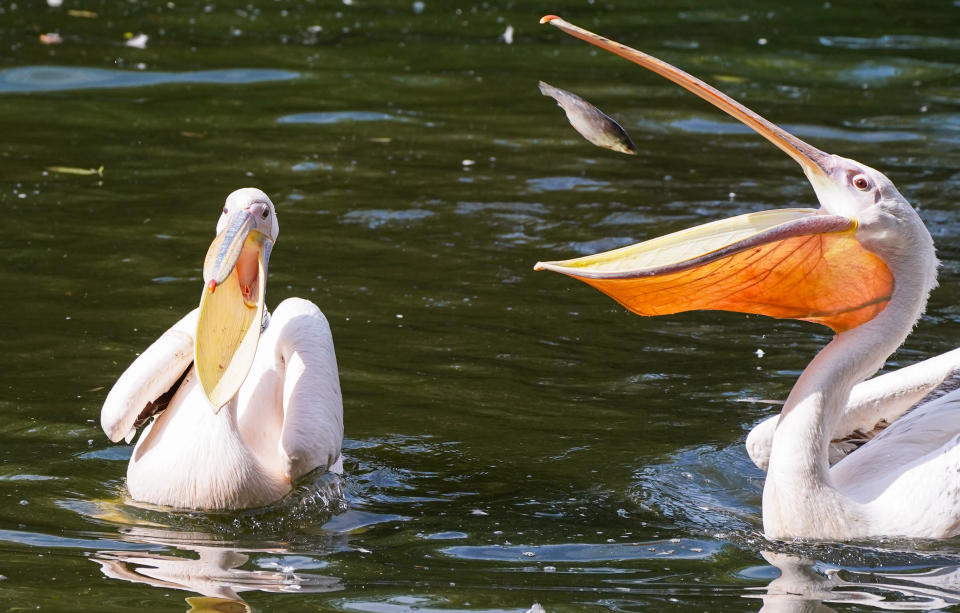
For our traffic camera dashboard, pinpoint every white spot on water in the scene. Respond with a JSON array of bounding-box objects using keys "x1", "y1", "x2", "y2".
[{"x1": 125, "y1": 33, "x2": 149, "y2": 49}]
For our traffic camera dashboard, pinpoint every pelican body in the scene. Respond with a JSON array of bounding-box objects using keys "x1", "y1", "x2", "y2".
[
  {"x1": 536, "y1": 17, "x2": 960, "y2": 540},
  {"x1": 101, "y1": 188, "x2": 343, "y2": 510}
]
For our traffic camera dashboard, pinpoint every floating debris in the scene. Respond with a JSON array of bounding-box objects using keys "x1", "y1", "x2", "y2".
[
  {"x1": 124, "y1": 33, "x2": 149, "y2": 49},
  {"x1": 714, "y1": 74, "x2": 748, "y2": 84},
  {"x1": 538, "y1": 81, "x2": 637, "y2": 155},
  {"x1": 67, "y1": 9, "x2": 98, "y2": 18},
  {"x1": 501, "y1": 24, "x2": 514, "y2": 45},
  {"x1": 39, "y1": 32, "x2": 62, "y2": 45},
  {"x1": 46, "y1": 165, "x2": 104, "y2": 177}
]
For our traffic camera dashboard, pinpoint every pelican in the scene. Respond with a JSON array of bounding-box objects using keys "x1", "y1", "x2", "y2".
[
  {"x1": 100, "y1": 188, "x2": 343, "y2": 510},
  {"x1": 535, "y1": 16, "x2": 960, "y2": 540}
]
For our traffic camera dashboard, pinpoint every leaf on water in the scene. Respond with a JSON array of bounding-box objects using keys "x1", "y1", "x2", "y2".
[
  {"x1": 714, "y1": 74, "x2": 748, "y2": 84},
  {"x1": 47, "y1": 165, "x2": 105, "y2": 177},
  {"x1": 180, "y1": 131, "x2": 206, "y2": 139},
  {"x1": 67, "y1": 9, "x2": 98, "y2": 18}
]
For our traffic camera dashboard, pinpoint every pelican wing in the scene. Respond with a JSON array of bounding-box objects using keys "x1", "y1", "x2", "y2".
[
  {"x1": 833, "y1": 386, "x2": 960, "y2": 516},
  {"x1": 271, "y1": 298, "x2": 344, "y2": 482},
  {"x1": 840, "y1": 347, "x2": 960, "y2": 434},
  {"x1": 747, "y1": 347, "x2": 960, "y2": 471},
  {"x1": 101, "y1": 309, "x2": 198, "y2": 443}
]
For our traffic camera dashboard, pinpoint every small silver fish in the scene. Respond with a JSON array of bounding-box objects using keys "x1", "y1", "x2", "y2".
[{"x1": 538, "y1": 80, "x2": 637, "y2": 155}]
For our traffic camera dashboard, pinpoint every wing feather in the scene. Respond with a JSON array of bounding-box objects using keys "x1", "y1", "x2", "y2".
[
  {"x1": 100, "y1": 309, "x2": 198, "y2": 443},
  {"x1": 747, "y1": 347, "x2": 960, "y2": 470}
]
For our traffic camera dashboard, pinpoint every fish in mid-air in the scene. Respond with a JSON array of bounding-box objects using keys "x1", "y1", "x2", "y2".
[{"x1": 538, "y1": 80, "x2": 637, "y2": 155}]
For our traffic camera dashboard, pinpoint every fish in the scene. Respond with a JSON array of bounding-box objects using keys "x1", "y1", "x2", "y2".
[{"x1": 538, "y1": 80, "x2": 637, "y2": 155}]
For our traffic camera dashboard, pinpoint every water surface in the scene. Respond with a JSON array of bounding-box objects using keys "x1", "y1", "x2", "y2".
[{"x1": 1, "y1": 1, "x2": 960, "y2": 611}]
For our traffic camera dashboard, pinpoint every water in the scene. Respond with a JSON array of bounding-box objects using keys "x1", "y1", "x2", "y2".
[{"x1": 1, "y1": 1, "x2": 960, "y2": 611}]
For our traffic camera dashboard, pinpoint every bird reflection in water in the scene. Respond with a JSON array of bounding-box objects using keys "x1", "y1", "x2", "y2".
[
  {"x1": 86, "y1": 471, "x2": 347, "y2": 611},
  {"x1": 91, "y1": 525, "x2": 343, "y2": 611},
  {"x1": 753, "y1": 551, "x2": 960, "y2": 612}
]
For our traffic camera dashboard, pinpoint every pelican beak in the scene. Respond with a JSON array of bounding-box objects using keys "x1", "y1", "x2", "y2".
[
  {"x1": 535, "y1": 210, "x2": 891, "y2": 332},
  {"x1": 535, "y1": 16, "x2": 893, "y2": 333},
  {"x1": 195, "y1": 210, "x2": 273, "y2": 411}
]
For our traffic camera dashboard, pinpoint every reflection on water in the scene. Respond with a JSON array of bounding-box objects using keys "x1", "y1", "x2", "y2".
[
  {"x1": 277, "y1": 111, "x2": 403, "y2": 125},
  {"x1": 0, "y1": 66, "x2": 299, "y2": 93},
  {"x1": 754, "y1": 551, "x2": 960, "y2": 612},
  {"x1": 92, "y1": 526, "x2": 342, "y2": 604},
  {"x1": 80, "y1": 474, "x2": 351, "y2": 610},
  {"x1": 670, "y1": 118, "x2": 922, "y2": 143}
]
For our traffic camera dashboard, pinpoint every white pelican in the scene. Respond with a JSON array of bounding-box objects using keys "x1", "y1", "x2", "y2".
[
  {"x1": 101, "y1": 188, "x2": 343, "y2": 510},
  {"x1": 535, "y1": 16, "x2": 960, "y2": 540}
]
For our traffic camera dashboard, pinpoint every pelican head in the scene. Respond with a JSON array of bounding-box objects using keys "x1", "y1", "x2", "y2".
[
  {"x1": 535, "y1": 16, "x2": 937, "y2": 335},
  {"x1": 196, "y1": 188, "x2": 279, "y2": 411}
]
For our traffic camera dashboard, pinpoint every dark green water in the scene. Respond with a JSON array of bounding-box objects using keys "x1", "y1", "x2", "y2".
[{"x1": 2, "y1": 1, "x2": 960, "y2": 611}]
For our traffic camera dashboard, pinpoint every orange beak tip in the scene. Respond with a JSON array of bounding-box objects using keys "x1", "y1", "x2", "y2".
[
  {"x1": 207, "y1": 279, "x2": 217, "y2": 293},
  {"x1": 540, "y1": 14, "x2": 559, "y2": 24}
]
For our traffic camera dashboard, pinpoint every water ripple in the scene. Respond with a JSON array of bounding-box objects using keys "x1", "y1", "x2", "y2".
[
  {"x1": 342, "y1": 209, "x2": 434, "y2": 229},
  {"x1": 672, "y1": 118, "x2": 921, "y2": 143},
  {"x1": 278, "y1": 111, "x2": 400, "y2": 125},
  {"x1": 820, "y1": 35, "x2": 960, "y2": 50},
  {"x1": 526, "y1": 176, "x2": 611, "y2": 193},
  {"x1": 0, "y1": 66, "x2": 299, "y2": 93},
  {"x1": 442, "y1": 539, "x2": 718, "y2": 562}
]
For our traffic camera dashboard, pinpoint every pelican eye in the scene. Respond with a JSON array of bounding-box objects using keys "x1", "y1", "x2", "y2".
[
  {"x1": 852, "y1": 175, "x2": 870, "y2": 191},
  {"x1": 222, "y1": 207, "x2": 228, "y2": 215},
  {"x1": 260, "y1": 207, "x2": 269, "y2": 219}
]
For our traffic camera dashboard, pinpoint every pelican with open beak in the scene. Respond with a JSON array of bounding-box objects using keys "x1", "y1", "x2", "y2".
[
  {"x1": 100, "y1": 188, "x2": 344, "y2": 511},
  {"x1": 536, "y1": 17, "x2": 960, "y2": 540}
]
